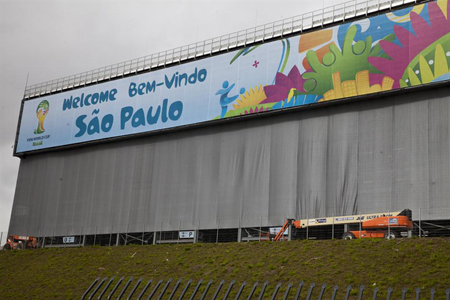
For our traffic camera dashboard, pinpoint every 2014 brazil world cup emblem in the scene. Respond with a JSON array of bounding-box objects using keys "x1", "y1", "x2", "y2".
[{"x1": 34, "y1": 100, "x2": 49, "y2": 134}]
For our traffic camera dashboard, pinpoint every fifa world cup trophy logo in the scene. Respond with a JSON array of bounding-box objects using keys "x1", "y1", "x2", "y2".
[{"x1": 34, "y1": 100, "x2": 49, "y2": 134}]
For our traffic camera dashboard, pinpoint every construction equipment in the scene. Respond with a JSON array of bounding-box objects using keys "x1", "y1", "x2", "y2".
[
  {"x1": 3, "y1": 235, "x2": 38, "y2": 250},
  {"x1": 274, "y1": 209, "x2": 413, "y2": 241}
]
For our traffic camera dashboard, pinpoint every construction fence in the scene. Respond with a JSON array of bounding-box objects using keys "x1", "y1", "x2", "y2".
[{"x1": 2, "y1": 208, "x2": 449, "y2": 249}]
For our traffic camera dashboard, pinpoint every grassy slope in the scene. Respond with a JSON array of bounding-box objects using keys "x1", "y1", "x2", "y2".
[{"x1": 0, "y1": 238, "x2": 449, "y2": 300}]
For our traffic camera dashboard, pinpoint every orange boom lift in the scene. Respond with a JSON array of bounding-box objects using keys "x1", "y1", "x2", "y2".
[
  {"x1": 274, "y1": 209, "x2": 413, "y2": 241},
  {"x1": 3, "y1": 235, "x2": 38, "y2": 250}
]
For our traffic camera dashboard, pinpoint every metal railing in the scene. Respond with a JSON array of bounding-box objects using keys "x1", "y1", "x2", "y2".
[
  {"x1": 81, "y1": 278, "x2": 450, "y2": 300},
  {"x1": 23, "y1": 0, "x2": 421, "y2": 99}
]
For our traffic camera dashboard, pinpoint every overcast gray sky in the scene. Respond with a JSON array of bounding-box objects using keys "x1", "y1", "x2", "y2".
[{"x1": 0, "y1": 0, "x2": 342, "y2": 236}]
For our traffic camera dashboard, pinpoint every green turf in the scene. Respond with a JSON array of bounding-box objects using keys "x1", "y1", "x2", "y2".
[{"x1": 0, "y1": 238, "x2": 449, "y2": 300}]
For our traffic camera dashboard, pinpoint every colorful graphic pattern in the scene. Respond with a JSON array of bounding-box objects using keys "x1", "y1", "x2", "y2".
[
  {"x1": 219, "y1": 0, "x2": 450, "y2": 118},
  {"x1": 16, "y1": 0, "x2": 450, "y2": 154}
]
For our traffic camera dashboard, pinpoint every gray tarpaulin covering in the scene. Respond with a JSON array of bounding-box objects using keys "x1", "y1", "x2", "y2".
[{"x1": 9, "y1": 86, "x2": 450, "y2": 236}]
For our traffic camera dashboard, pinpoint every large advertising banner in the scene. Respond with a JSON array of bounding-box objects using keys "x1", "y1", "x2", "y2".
[{"x1": 15, "y1": 0, "x2": 450, "y2": 154}]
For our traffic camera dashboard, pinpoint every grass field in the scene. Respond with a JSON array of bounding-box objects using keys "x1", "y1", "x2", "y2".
[{"x1": 0, "y1": 238, "x2": 449, "y2": 300}]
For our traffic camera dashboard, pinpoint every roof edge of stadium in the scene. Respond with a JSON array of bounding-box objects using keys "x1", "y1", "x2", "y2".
[{"x1": 23, "y1": 0, "x2": 430, "y2": 100}]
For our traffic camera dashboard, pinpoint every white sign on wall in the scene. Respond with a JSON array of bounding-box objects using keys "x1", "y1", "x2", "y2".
[
  {"x1": 63, "y1": 236, "x2": 75, "y2": 244},
  {"x1": 179, "y1": 231, "x2": 195, "y2": 239}
]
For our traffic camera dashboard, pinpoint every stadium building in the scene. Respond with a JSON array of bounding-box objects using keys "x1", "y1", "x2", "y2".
[{"x1": 9, "y1": 0, "x2": 450, "y2": 245}]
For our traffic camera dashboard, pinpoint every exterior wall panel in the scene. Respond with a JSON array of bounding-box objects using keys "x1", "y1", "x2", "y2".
[{"x1": 9, "y1": 86, "x2": 450, "y2": 236}]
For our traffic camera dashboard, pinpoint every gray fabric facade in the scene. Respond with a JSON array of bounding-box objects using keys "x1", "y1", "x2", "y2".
[{"x1": 9, "y1": 86, "x2": 450, "y2": 236}]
